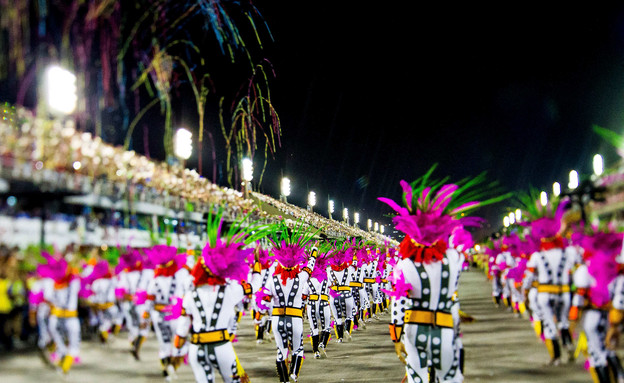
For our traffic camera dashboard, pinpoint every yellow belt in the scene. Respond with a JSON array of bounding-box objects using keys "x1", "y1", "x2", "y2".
[
  {"x1": 272, "y1": 307, "x2": 303, "y2": 317},
  {"x1": 91, "y1": 302, "x2": 114, "y2": 310},
  {"x1": 531, "y1": 281, "x2": 539, "y2": 288},
  {"x1": 50, "y1": 306, "x2": 78, "y2": 318},
  {"x1": 404, "y1": 309, "x2": 454, "y2": 328},
  {"x1": 308, "y1": 294, "x2": 329, "y2": 301},
  {"x1": 363, "y1": 278, "x2": 376, "y2": 283},
  {"x1": 349, "y1": 282, "x2": 363, "y2": 288},
  {"x1": 190, "y1": 329, "x2": 231, "y2": 344},
  {"x1": 154, "y1": 304, "x2": 167, "y2": 312},
  {"x1": 537, "y1": 284, "x2": 570, "y2": 294},
  {"x1": 330, "y1": 286, "x2": 351, "y2": 291}
]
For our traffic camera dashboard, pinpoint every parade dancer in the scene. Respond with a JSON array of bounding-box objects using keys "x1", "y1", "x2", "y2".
[
  {"x1": 364, "y1": 248, "x2": 382, "y2": 320},
  {"x1": 494, "y1": 239, "x2": 515, "y2": 310},
  {"x1": 523, "y1": 202, "x2": 577, "y2": 365},
  {"x1": 115, "y1": 248, "x2": 146, "y2": 358},
  {"x1": 305, "y1": 249, "x2": 331, "y2": 358},
  {"x1": 250, "y1": 245, "x2": 276, "y2": 344},
  {"x1": 327, "y1": 244, "x2": 355, "y2": 342},
  {"x1": 29, "y1": 263, "x2": 55, "y2": 364},
  {"x1": 132, "y1": 249, "x2": 155, "y2": 359},
  {"x1": 82, "y1": 259, "x2": 120, "y2": 343},
  {"x1": 486, "y1": 244, "x2": 503, "y2": 307},
  {"x1": 172, "y1": 209, "x2": 261, "y2": 383},
  {"x1": 42, "y1": 252, "x2": 81, "y2": 374},
  {"x1": 350, "y1": 246, "x2": 370, "y2": 330},
  {"x1": 380, "y1": 173, "x2": 507, "y2": 383},
  {"x1": 572, "y1": 230, "x2": 624, "y2": 383},
  {"x1": 256, "y1": 222, "x2": 319, "y2": 383},
  {"x1": 144, "y1": 245, "x2": 191, "y2": 381}
]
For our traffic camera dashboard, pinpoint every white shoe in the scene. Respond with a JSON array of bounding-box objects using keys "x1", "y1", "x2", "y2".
[
  {"x1": 290, "y1": 373, "x2": 298, "y2": 382},
  {"x1": 257, "y1": 339, "x2": 263, "y2": 344},
  {"x1": 314, "y1": 351, "x2": 321, "y2": 359},
  {"x1": 167, "y1": 365, "x2": 177, "y2": 380},
  {"x1": 336, "y1": 338, "x2": 343, "y2": 343},
  {"x1": 319, "y1": 345, "x2": 327, "y2": 358}
]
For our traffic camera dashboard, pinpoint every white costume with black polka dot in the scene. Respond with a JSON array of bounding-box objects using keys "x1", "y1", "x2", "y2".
[
  {"x1": 494, "y1": 250, "x2": 515, "y2": 304},
  {"x1": 391, "y1": 248, "x2": 463, "y2": 383},
  {"x1": 176, "y1": 282, "x2": 246, "y2": 383},
  {"x1": 263, "y1": 252, "x2": 317, "y2": 381},
  {"x1": 574, "y1": 264, "x2": 621, "y2": 371},
  {"x1": 524, "y1": 246, "x2": 578, "y2": 341},
  {"x1": 250, "y1": 263, "x2": 276, "y2": 339},
  {"x1": 306, "y1": 276, "x2": 331, "y2": 336},
  {"x1": 46, "y1": 277, "x2": 81, "y2": 361},
  {"x1": 135, "y1": 268, "x2": 154, "y2": 337},
  {"x1": 89, "y1": 276, "x2": 121, "y2": 335},
  {"x1": 146, "y1": 267, "x2": 193, "y2": 360},
  {"x1": 327, "y1": 266, "x2": 355, "y2": 327},
  {"x1": 116, "y1": 268, "x2": 144, "y2": 341},
  {"x1": 30, "y1": 278, "x2": 53, "y2": 350}
]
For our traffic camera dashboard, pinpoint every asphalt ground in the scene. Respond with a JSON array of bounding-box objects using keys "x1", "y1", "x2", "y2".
[{"x1": 0, "y1": 268, "x2": 592, "y2": 382}]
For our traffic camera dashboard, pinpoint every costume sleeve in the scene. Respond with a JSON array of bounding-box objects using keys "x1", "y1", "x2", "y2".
[
  {"x1": 175, "y1": 293, "x2": 193, "y2": 338},
  {"x1": 301, "y1": 247, "x2": 318, "y2": 277},
  {"x1": 522, "y1": 252, "x2": 538, "y2": 291},
  {"x1": 390, "y1": 262, "x2": 409, "y2": 326},
  {"x1": 570, "y1": 265, "x2": 590, "y2": 321}
]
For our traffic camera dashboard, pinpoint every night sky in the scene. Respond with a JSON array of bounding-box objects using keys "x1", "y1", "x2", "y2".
[
  {"x1": 4, "y1": 2, "x2": 624, "y2": 241},
  {"x1": 246, "y1": 3, "x2": 624, "y2": 238}
]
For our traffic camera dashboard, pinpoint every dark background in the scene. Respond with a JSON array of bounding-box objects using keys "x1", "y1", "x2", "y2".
[
  {"x1": 4, "y1": 2, "x2": 624, "y2": 241},
  {"x1": 251, "y1": 3, "x2": 624, "y2": 239}
]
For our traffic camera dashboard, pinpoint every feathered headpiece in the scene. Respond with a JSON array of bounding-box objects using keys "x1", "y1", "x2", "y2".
[
  {"x1": 572, "y1": 227, "x2": 623, "y2": 307},
  {"x1": 37, "y1": 251, "x2": 71, "y2": 283},
  {"x1": 379, "y1": 165, "x2": 510, "y2": 262},
  {"x1": 145, "y1": 245, "x2": 182, "y2": 268},
  {"x1": 194, "y1": 207, "x2": 272, "y2": 285},
  {"x1": 449, "y1": 226, "x2": 474, "y2": 252},
  {"x1": 515, "y1": 188, "x2": 570, "y2": 244},
  {"x1": 83, "y1": 259, "x2": 112, "y2": 285},
  {"x1": 267, "y1": 219, "x2": 321, "y2": 283},
  {"x1": 115, "y1": 248, "x2": 143, "y2": 274}
]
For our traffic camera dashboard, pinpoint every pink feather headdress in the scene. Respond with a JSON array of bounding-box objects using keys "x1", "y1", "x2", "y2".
[
  {"x1": 200, "y1": 237, "x2": 253, "y2": 282},
  {"x1": 37, "y1": 251, "x2": 69, "y2": 282},
  {"x1": 310, "y1": 253, "x2": 329, "y2": 281},
  {"x1": 378, "y1": 171, "x2": 507, "y2": 247},
  {"x1": 272, "y1": 240, "x2": 308, "y2": 268},
  {"x1": 145, "y1": 245, "x2": 180, "y2": 267},
  {"x1": 573, "y1": 229, "x2": 623, "y2": 307},
  {"x1": 83, "y1": 259, "x2": 111, "y2": 285},
  {"x1": 115, "y1": 249, "x2": 143, "y2": 274},
  {"x1": 449, "y1": 226, "x2": 474, "y2": 252}
]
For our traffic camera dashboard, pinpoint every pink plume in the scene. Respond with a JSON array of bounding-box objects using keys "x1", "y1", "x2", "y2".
[
  {"x1": 163, "y1": 296, "x2": 183, "y2": 321},
  {"x1": 381, "y1": 271, "x2": 412, "y2": 298},
  {"x1": 255, "y1": 287, "x2": 271, "y2": 311}
]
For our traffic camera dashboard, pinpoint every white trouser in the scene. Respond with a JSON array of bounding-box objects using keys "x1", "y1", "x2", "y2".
[
  {"x1": 537, "y1": 292, "x2": 570, "y2": 339},
  {"x1": 403, "y1": 324, "x2": 462, "y2": 383},
  {"x1": 307, "y1": 300, "x2": 331, "y2": 335},
  {"x1": 583, "y1": 309, "x2": 611, "y2": 368},
  {"x1": 272, "y1": 315, "x2": 304, "y2": 362},
  {"x1": 120, "y1": 300, "x2": 139, "y2": 339},
  {"x1": 36, "y1": 304, "x2": 51, "y2": 349},
  {"x1": 189, "y1": 341, "x2": 243, "y2": 383},
  {"x1": 48, "y1": 316, "x2": 81, "y2": 357},
  {"x1": 329, "y1": 294, "x2": 354, "y2": 325},
  {"x1": 151, "y1": 310, "x2": 174, "y2": 359}
]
